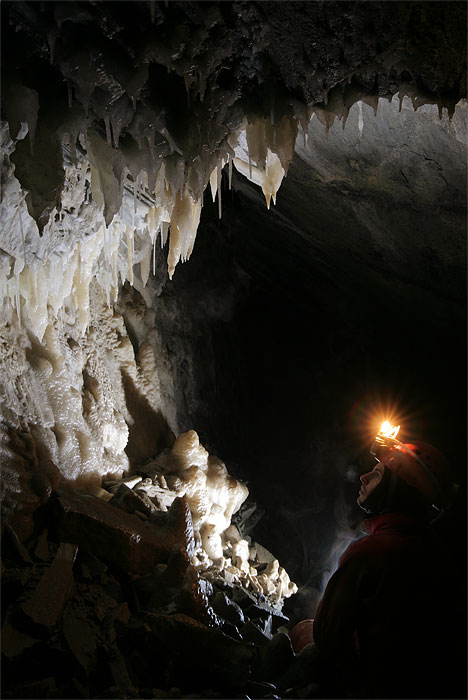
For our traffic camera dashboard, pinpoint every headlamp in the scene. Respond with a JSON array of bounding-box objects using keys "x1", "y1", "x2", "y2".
[
  {"x1": 369, "y1": 420, "x2": 445, "y2": 511},
  {"x1": 370, "y1": 420, "x2": 401, "y2": 459}
]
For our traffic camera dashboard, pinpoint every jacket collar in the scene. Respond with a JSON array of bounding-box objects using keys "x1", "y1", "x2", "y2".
[{"x1": 365, "y1": 511, "x2": 425, "y2": 535}]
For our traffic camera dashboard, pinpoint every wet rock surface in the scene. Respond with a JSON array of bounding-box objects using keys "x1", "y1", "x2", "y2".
[{"x1": 1, "y1": 468, "x2": 321, "y2": 700}]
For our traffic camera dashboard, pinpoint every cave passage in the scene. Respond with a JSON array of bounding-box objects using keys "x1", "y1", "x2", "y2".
[{"x1": 1, "y1": 2, "x2": 466, "y2": 698}]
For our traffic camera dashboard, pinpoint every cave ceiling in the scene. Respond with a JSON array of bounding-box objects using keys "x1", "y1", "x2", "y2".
[{"x1": 2, "y1": 0, "x2": 466, "y2": 232}]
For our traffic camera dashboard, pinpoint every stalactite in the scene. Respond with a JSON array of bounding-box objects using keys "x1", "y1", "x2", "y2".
[
  {"x1": 126, "y1": 225, "x2": 134, "y2": 286},
  {"x1": 104, "y1": 115, "x2": 112, "y2": 147},
  {"x1": 217, "y1": 163, "x2": 222, "y2": 219}
]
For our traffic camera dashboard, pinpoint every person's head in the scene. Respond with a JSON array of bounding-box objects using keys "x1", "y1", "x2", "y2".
[
  {"x1": 357, "y1": 441, "x2": 453, "y2": 517},
  {"x1": 357, "y1": 462, "x2": 385, "y2": 508}
]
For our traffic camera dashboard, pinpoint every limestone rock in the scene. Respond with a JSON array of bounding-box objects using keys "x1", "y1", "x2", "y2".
[
  {"x1": 145, "y1": 612, "x2": 258, "y2": 690},
  {"x1": 109, "y1": 482, "x2": 158, "y2": 517},
  {"x1": 211, "y1": 590, "x2": 245, "y2": 627},
  {"x1": 19, "y1": 541, "x2": 77, "y2": 628},
  {"x1": 53, "y1": 486, "x2": 195, "y2": 574}
]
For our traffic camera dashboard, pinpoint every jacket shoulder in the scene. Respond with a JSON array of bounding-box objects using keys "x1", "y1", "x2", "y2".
[{"x1": 339, "y1": 534, "x2": 380, "y2": 566}]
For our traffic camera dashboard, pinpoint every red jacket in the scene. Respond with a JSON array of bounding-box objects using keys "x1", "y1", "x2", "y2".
[{"x1": 313, "y1": 511, "x2": 453, "y2": 698}]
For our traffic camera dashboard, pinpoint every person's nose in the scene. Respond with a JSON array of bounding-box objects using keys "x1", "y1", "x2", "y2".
[{"x1": 360, "y1": 471, "x2": 371, "y2": 485}]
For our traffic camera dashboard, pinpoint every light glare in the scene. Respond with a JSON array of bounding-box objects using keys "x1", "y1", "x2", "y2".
[{"x1": 379, "y1": 420, "x2": 400, "y2": 439}]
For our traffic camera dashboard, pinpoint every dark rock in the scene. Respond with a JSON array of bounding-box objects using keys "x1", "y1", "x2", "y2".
[
  {"x1": 2, "y1": 524, "x2": 33, "y2": 566},
  {"x1": 53, "y1": 486, "x2": 195, "y2": 575},
  {"x1": 102, "y1": 481, "x2": 125, "y2": 495},
  {"x1": 109, "y1": 601, "x2": 131, "y2": 627},
  {"x1": 5, "y1": 676, "x2": 57, "y2": 699},
  {"x1": 245, "y1": 680, "x2": 280, "y2": 699},
  {"x1": 103, "y1": 475, "x2": 142, "y2": 492},
  {"x1": 131, "y1": 545, "x2": 189, "y2": 612},
  {"x1": 131, "y1": 546, "x2": 215, "y2": 624},
  {"x1": 232, "y1": 501, "x2": 265, "y2": 537},
  {"x1": 99, "y1": 686, "x2": 134, "y2": 698},
  {"x1": 162, "y1": 544, "x2": 191, "y2": 588},
  {"x1": 244, "y1": 602, "x2": 289, "y2": 631},
  {"x1": 1, "y1": 616, "x2": 39, "y2": 658},
  {"x1": 146, "y1": 612, "x2": 258, "y2": 690},
  {"x1": 273, "y1": 643, "x2": 322, "y2": 693},
  {"x1": 253, "y1": 633, "x2": 295, "y2": 684},
  {"x1": 231, "y1": 586, "x2": 261, "y2": 609},
  {"x1": 41, "y1": 459, "x2": 62, "y2": 491},
  {"x1": 136, "y1": 462, "x2": 162, "y2": 479},
  {"x1": 216, "y1": 618, "x2": 243, "y2": 641},
  {"x1": 131, "y1": 571, "x2": 172, "y2": 613},
  {"x1": 29, "y1": 471, "x2": 53, "y2": 502},
  {"x1": 230, "y1": 588, "x2": 288, "y2": 633},
  {"x1": 70, "y1": 676, "x2": 90, "y2": 698},
  {"x1": 101, "y1": 643, "x2": 138, "y2": 698},
  {"x1": 241, "y1": 620, "x2": 271, "y2": 647},
  {"x1": 101, "y1": 574, "x2": 124, "y2": 604},
  {"x1": 1, "y1": 565, "x2": 30, "y2": 611},
  {"x1": 109, "y1": 483, "x2": 157, "y2": 517},
  {"x1": 77, "y1": 550, "x2": 108, "y2": 580},
  {"x1": 292, "y1": 681, "x2": 321, "y2": 699},
  {"x1": 33, "y1": 529, "x2": 51, "y2": 562},
  {"x1": 211, "y1": 591, "x2": 245, "y2": 627},
  {"x1": 62, "y1": 607, "x2": 97, "y2": 672},
  {"x1": 19, "y1": 542, "x2": 77, "y2": 628},
  {"x1": 175, "y1": 561, "x2": 217, "y2": 625},
  {"x1": 252, "y1": 614, "x2": 272, "y2": 638},
  {"x1": 112, "y1": 614, "x2": 173, "y2": 691}
]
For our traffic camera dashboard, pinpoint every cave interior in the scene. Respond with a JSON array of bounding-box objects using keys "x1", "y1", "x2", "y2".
[{"x1": 0, "y1": 1, "x2": 467, "y2": 698}]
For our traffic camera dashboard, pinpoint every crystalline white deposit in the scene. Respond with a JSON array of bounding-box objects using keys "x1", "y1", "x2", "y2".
[
  {"x1": 0, "y1": 281, "x2": 167, "y2": 484},
  {"x1": 134, "y1": 430, "x2": 298, "y2": 609}
]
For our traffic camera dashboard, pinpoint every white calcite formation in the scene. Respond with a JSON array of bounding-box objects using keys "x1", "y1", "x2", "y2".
[
  {"x1": 0, "y1": 108, "x2": 300, "y2": 608},
  {"x1": 0, "y1": 103, "x2": 300, "y2": 492},
  {"x1": 121, "y1": 429, "x2": 298, "y2": 609},
  {"x1": 0, "y1": 280, "x2": 157, "y2": 484}
]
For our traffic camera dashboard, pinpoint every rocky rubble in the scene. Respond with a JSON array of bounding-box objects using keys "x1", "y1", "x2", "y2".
[{"x1": 1, "y1": 431, "x2": 319, "y2": 699}]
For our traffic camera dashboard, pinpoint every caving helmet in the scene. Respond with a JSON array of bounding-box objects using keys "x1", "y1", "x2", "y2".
[{"x1": 379, "y1": 441, "x2": 454, "y2": 511}]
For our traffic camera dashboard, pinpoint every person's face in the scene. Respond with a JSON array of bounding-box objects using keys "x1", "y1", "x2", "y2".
[{"x1": 357, "y1": 463, "x2": 385, "y2": 505}]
